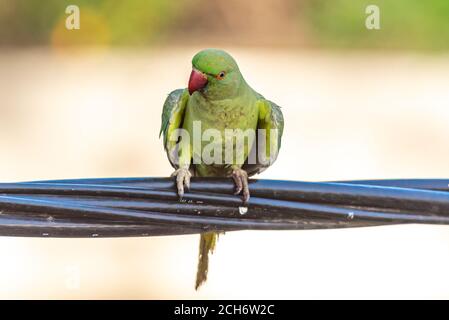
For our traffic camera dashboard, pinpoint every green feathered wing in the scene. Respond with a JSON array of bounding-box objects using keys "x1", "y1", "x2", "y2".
[
  {"x1": 243, "y1": 98, "x2": 284, "y2": 176},
  {"x1": 160, "y1": 88, "x2": 190, "y2": 169}
]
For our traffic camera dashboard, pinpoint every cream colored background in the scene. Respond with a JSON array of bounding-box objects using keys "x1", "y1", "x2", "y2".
[{"x1": 1, "y1": 48, "x2": 449, "y2": 299}]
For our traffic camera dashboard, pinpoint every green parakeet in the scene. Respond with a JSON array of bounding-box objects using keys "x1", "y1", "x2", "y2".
[{"x1": 160, "y1": 49, "x2": 284, "y2": 289}]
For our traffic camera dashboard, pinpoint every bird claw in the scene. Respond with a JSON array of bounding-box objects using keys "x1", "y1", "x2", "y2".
[
  {"x1": 231, "y1": 168, "x2": 250, "y2": 203},
  {"x1": 171, "y1": 168, "x2": 191, "y2": 200}
]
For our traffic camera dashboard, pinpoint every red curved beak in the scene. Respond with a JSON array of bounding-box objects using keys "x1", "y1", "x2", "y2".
[{"x1": 188, "y1": 69, "x2": 208, "y2": 95}]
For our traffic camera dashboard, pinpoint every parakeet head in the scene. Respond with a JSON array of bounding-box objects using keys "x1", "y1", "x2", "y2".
[{"x1": 188, "y1": 49, "x2": 244, "y2": 99}]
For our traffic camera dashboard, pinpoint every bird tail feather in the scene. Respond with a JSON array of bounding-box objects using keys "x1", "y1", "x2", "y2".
[{"x1": 195, "y1": 231, "x2": 219, "y2": 290}]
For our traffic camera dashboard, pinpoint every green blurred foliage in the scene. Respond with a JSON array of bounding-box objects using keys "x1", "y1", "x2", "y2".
[
  {"x1": 0, "y1": 0, "x2": 194, "y2": 46},
  {"x1": 0, "y1": 0, "x2": 449, "y2": 50},
  {"x1": 302, "y1": 0, "x2": 449, "y2": 50}
]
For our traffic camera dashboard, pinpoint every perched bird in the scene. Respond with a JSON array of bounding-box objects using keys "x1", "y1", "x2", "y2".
[{"x1": 160, "y1": 49, "x2": 284, "y2": 289}]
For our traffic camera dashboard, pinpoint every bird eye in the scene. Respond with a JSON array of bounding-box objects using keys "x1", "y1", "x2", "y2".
[{"x1": 216, "y1": 71, "x2": 226, "y2": 80}]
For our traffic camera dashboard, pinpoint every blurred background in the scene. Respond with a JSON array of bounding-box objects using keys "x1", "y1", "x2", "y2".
[{"x1": 1, "y1": 0, "x2": 449, "y2": 299}]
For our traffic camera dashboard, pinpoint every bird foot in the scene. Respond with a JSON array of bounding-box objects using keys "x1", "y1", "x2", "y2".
[
  {"x1": 171, "y1": 167, "x2": 191, "y2": 200},
  {"x1": 231, "y1": 168, "x2": 250, "y2": 203}
]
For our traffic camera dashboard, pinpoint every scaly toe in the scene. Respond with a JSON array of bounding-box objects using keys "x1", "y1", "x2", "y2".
[
  {"x1": 232, "y1": 169, "x2": 249, "y2": 202},
  {"x1": 172, "y1": 168, "x2": 191, "y2": 200},
  {"x1": 184, "y1": 174, "x2": 191, "y2": 191},
  {"x1": 242, "y1": 187, "x2": 250, "y2": 203},
  {"x1": 232, "y1": 172, "x2": 243, "y2": 195}
]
